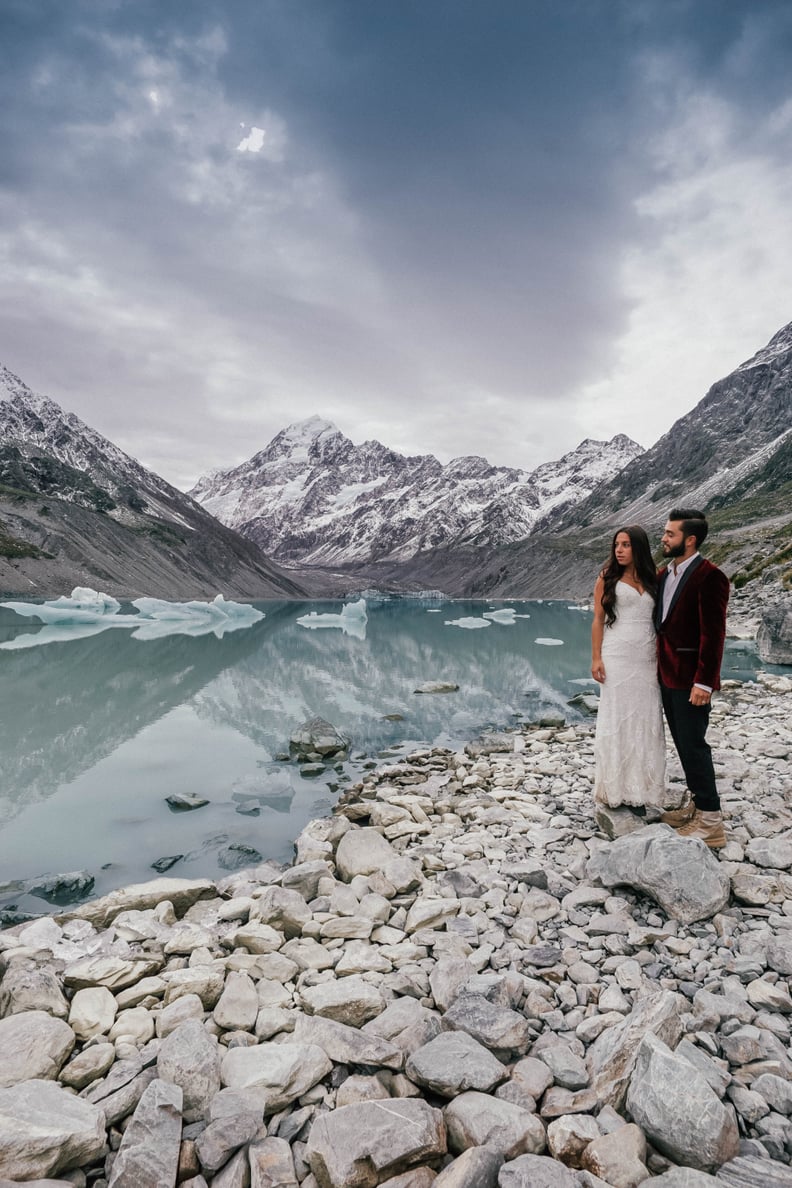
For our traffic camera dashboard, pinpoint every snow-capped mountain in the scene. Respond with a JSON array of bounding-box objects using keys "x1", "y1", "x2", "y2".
[
  {"x1": 0, "y1": 365, "x2": 306, "y2": 599},
  {"x1": 190, "y1": 420, "x2": 643, "y2": 567}
]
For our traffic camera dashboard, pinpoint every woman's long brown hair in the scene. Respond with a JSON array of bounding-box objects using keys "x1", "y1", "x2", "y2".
[{"x1": 600, "y1": 525, "x2": 658, "y2": 627}]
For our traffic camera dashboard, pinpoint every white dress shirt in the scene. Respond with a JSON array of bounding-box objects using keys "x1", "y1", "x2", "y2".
[{"x1": 661, "y1": 551, "x2": 700, "y2": 623}]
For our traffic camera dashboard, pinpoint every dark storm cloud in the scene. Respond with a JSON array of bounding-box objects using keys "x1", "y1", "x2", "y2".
[{"x1": 1, "y1": 0, "x2": 791, "y2": 483}]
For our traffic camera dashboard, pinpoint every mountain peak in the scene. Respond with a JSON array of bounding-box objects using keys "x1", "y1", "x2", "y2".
[
  {"x1": 281, "y1": 414, "x2": 338, "y2": 437},
  {"x1": 0, "y1": 363, "x2": 36, "y2": 403}
]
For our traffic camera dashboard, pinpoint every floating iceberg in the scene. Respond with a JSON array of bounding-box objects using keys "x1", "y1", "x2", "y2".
[
  {"x1": 296, "y1": 599, "x2": 367, "y2": 640},
  {"x1": 2, "y1": 586, "x2": 122, "y2": 623},
  {"x1": 535, "y1": 637, "x2": 564, "y2": 646},
  {"x1": 483, "y1": 608, "x2": 517, "y2": 625},
  {"x1": 127, "y1": 595, "x2": 264, "y2": 640},
  {"x1": 444, "y1": 617, "x2": 491, "y2": 630},
  {"x1": 0, "y1": 589, "x2": 264, "y2": 648}
]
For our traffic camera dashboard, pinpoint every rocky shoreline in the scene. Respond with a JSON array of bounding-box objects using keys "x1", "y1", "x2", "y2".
[{"x1": 1, "y1": 660, "x2": 791, "y2": 1184}]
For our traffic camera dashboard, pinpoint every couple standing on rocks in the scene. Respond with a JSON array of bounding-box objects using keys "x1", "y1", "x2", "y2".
[{"x1": 591, "y1": 508, "x2": 730, "y2": 850}]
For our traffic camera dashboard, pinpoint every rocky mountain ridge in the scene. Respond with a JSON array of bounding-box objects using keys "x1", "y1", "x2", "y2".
[
  {"x1": 0, "y1": 366, "x2": 306, "y2": 600},
  {"x1": 559, "y1": 321, "x2": 792, "y2": 532},
  {"x1": 190, "y1": 419, "x2": 643, "y2": 567}
]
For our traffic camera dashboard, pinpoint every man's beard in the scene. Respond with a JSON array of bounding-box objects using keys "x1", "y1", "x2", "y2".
[{"x1": 662, "y1": 541, "x2": 686, "y2": 558}]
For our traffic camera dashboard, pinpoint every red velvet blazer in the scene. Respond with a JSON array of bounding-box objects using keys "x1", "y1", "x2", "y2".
[{"x1": 654, "y1": 556, "x2": 730, "y2": 690}]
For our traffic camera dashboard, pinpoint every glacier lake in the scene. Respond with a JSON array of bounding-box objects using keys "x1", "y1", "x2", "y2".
[{"x1": 0, "y1": 596, "x2": 773, "y2": 920}]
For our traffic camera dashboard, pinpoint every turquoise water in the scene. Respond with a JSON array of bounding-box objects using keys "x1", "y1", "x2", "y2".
[{"x1": 0, "y1": 597, "x2": 776, "y2": 917}]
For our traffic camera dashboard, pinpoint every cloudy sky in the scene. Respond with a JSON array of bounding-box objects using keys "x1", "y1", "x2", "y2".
[{"x1": 1, "y1": 0, "x2": 791, "y2": 488}]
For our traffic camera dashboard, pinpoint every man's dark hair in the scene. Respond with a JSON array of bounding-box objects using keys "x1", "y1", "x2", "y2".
[{"x1": 669, "y1": 508, "x2": 709, "y2": 547}]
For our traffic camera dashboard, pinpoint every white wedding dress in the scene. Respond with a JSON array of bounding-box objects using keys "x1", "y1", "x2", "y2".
[{"x1": 594, "y1": 581, "x2": 666, "y2": 808}]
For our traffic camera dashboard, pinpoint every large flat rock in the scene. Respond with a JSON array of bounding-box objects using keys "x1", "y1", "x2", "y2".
[
  {"x1": 0, "y1": 1012, "x2": 75, "y2": 1088},
  {"x1": 0, "y1": 1079, "x2": 106, "y2": 1181},
  {"x1": 626, "y1": 1032, "x2": 740, "y2": 1172},
  {"x1": 306, "y1": 1098, "x2": 445, "y2": 1188},
  {"x1": 587, "y1": 825, "x2": 730, "y2": 924},
  {"x1": 57, "y1": 877, "x2": 216, "y2": 928}
]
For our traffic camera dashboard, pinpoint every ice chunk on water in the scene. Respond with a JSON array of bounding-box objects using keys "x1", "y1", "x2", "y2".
[
  {"x1": 296, "y1": 599, "x2": 367, "y2": 639},
  {"x1": 535, "y1": 637, "x2": 564, "y2": 645},
  {"x1": 129, "y1": 594, "x2": 264, "y2": 640},
  {"x1": 0, "y1": 588, "x2": 264, "y2": 647},
  {"x1": 444, "y1": 617, "x2": 491, "y2": 629},
  {"x1": 483, "y1": 608, "x2": 517, "y2": 624},
  {"x1": 1, "y1": 586, "x2": 123, "y2": 623}
]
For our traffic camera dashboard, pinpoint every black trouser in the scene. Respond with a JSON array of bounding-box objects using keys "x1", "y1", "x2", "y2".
[{"x1": 661, "y1": 685, "x2": 720, "y2": 812}]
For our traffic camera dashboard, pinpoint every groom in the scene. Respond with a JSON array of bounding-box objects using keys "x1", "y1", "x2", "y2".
[{"x1": 655, "y1": 508, "x2": 730, "y2": 848}]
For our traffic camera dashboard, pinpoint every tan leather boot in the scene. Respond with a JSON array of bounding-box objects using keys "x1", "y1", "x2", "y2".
[
  {"x1": 676, "y1": 810, "x2": 726, "y2": 849},
  {"x1": 660, "y1": 796, "x2": 696, "y2": 827}
]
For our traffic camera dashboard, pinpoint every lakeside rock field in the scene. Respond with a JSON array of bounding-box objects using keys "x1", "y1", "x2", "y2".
[{"x1": 0, "y1": 669, "x2": 791, "y2": 1187}]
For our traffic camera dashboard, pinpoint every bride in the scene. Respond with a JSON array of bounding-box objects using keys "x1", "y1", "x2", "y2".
[{"x1": 591, "y1": 525, "x2": 666, "y2": 810}]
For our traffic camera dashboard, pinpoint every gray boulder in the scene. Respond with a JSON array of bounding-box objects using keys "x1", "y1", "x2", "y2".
[
  {"x1": 59, "y1": 1041, "x2": 116, "y2": 1091},
  {"x1": 249, "y1": 1136, "x2": 298, "y2": 1186},
  {"x1": 433, "y1": 1147, "x2": 503, "y2": 1187},
  {"x1": 0, "y1": 1078, "x2": 106, "y2": 1181},
  {"x1": 254, "y1": 886, "x2": 312, "y2": 938},
  {"x1": 769, "y1": 936, "x2": 792, "y2": 974},
  {"x1": 107, "y1": 1078, "x2": 183, "y2": 1187},
  {"x1": 281, "y1": 860, "x2": 334, "y2": 900},
  {"x1": 744, "y1": 836, "x2": 792, "y2": 871},
  {"x1": 195, "y1": 1109, "x2": 262, "y2": 1173},
  {"x1": 293, "y1": 1014, "x2": 404, "y2": 1070},
  {"x1": 0, "y1": 964, "x2": 69, "y2": 1019},
  {"x1": 299, "y1": 976, "x2": 385, "y2": 1026},
  {"x1": 157, "y1": 1018, "x2": 222, "y2": 1122},
  {"x1": 750, "y1": 1072, "x2": 792, "y2": 1115},
  {"x1": 530, "y1": 1038, "x2": 589, "y2": 1090},
  {"x1": 593, "y1": 804, "x2": 647, "y2": 839},
  {"x1": 442, "y1": 994, "x2": 531, "y2": 1058},
  {"x1": 335, "y1": 828, "x2": 400, "y2": 882},
  {"x1": 429, "y1": 957, "x2": 479, "y2": 1012},
  {"x1": 83, "y1": 1054, "x2": 158, "y2": 1126},
  {"x1": 63, "y1": 954, "x2": 162, "y2": 992},
  {"x1": 290, "y1": 716, "x2": 350, "y2": 758},
  {"x1": 587, "y1": 988, "x2": 684, "y2": 1110},
  {"x1": 0, "y1": 1011, "x2": 75, "y2": 1087},
  {"x1": 378, "y1": 1170, "x2": 438, "y2": 1188},
  {"x1": 210, "y1": 1149, "x2": 249, "y2": 1188},
  {"x1": 406, "y1": 1031, "x2": 508, "y2": 1097},
  {"x1": 626, "y1": 1032, "x2": 740, "y2": 1171},
  {"x1": 587, "y1": 825, "x2": 730, "y2": 923},
  {"x1": 221, "y1": 1042, "x2": 331, "y2": 1114},
  {"x1": 716, "y1": 1154, "x2": 792, "y2": 1185},
  {"x1": 757, "y1": 603, "x2": 792, "y2": 665},
  {"x1": 580, "y1": 1122, "x2": 648, "y2": 1185},
  {"x1": 363, "y1": 995, "x2": 442, "y2": 1056},
  {"x1": 59, "y1": 876, "x2": 215, "y2": 928},
  {"x1": 213, "y1": 971, "x2": 259, "y2": 1033},
  {"x1": 306, "y1": 1098, "x2": 446, "y2": 1188},
  {"x1": 497, "y1": 1153, "x2": 577, "y2": 1186},
  {"x1": 444, "y1": 1091, "x2": 546, "y2": 1159}
]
